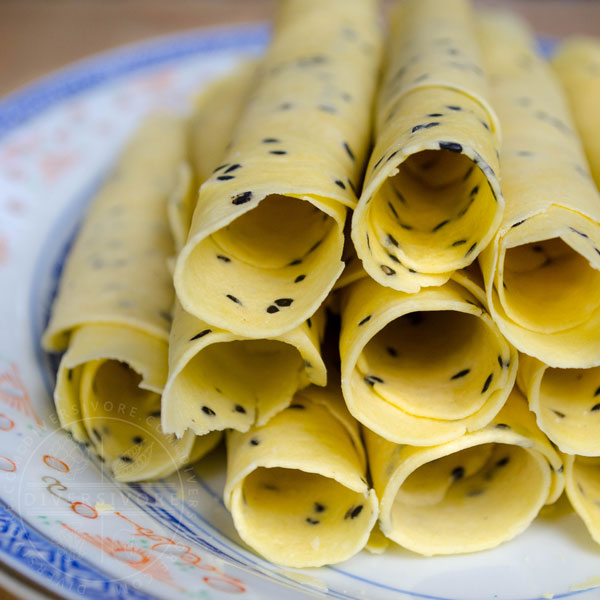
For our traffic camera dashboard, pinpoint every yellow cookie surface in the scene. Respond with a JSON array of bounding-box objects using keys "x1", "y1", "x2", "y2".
[
  {"x1": 519, "y1": 354, "x2": 600, "y2": 456},
  {"x1": 553, "y1": 37, "x2": 600, "y2": 190},
  {"x1": 225, "y1": 385, "x2": 378, "y2": 568},
  {"x1": 477, "y1": 12, "x2": 600, "y2": 368},
  {"x1": 43, "y1": 117, "x2": 218, "y2": 481},
  {"x1": 175, "y1": 0, "x2": 382, "y2": 338},
  {"x1": 163, "y1": 302, "x2": 326, "y2": 437},
  {"x1": 366, "y1": 387, "x2": 563, "y2": 555},
  {"x1": 340, "y1": 274, "x2": 517, "y2": 446},
  {"x1": 564, "y1": 455, "x2": 600, "y2": 545},
  {"x1": 352, "y1": 0, "x2": 503, "y2": 293}
]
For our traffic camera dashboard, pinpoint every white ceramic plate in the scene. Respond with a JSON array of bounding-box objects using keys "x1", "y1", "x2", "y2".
[{"x1": 0, "y1": 23, "x2": 598, "y2": 600}]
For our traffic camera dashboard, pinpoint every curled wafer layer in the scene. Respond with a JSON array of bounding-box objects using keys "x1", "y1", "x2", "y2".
[
  {"x1": 564, "y1": 455, "x2": 600, "y2": 545},
  {"x1": 225, "y1": 385, "x2": 378, "y2": 567},
  {"x1": 553, "y1": 37, "x2": 600, "y2": 189},
  {"x1": 163, "y1": 302, "x2": 326, "y2": 437},
  {"x1": 340, "y1": 274, "x2": 517, "y2": 445},
  {"x1": 519, "y1": 355, "x2": 600, "y2": 456},
  {"x1": 352, "y1": 0, "x2": 503, "y2": 293},
  {"x1": 43, "y1": 117, "x2": 219, "y2": 481},
  {"x1": 478, "y1": 12, "x2": 600, "y2": 368},
  {"x1": 366, "y1": 387, "x2": 564, "y2": 555},
  {"x1": 175, "y1": 0, "x2": 382, "y2": 337}
]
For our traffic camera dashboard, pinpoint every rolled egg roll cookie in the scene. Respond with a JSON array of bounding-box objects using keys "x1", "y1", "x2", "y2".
[
  {"x1": 365, "y1": 387, "x2": 564, "y2": 555},
  {"x1": 174, "y1": 0, "x2": 382, "y2": 338},
  {"x1": 564, "y1": 455, "x2": 600, "y2": 545},
  {"x1": 162, "y1": 301, "x2": 326, "y2": 437},
  {"x1": 518, "y1": 354, "x2": 600, "y2": 456},
  {"x1": 43, "y1": 116, "x2": 220, "y2": 481},
  {"x1": 552, "y1": 37, "x2": 600, "y2": 189},
  {"x1": 169, "y1": 60, "x2": 260, "y2": 252},
  {"x1": 477, "y1": 13, "x2": 600, "y2": 368},
  {"x1": 340, "y1": 275, "x2": 517, "y2": 446},
  {"x1": 224, "y1": 384, "x2": 378, "y2": 567},
  {"x1": 352, "y1": 0, "x2": 503, "y2": 293}
]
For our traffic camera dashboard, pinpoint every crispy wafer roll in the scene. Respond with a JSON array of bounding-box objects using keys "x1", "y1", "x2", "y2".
[
  {"x1": 340, "y1": 273, "x2": 517, "y2": 445},
  {"x1": 174, "y1": 0, "x2": 382, "y2": 338},
  {"x1": 477, "y1": 12, "x2": 600, "y2": 368},
  {"x1": 164, "y1": 66, "x2": 328, "y2": 438},
  {"x1": 352, "y1": 0, "x2": 503, "y2": 293},
  {"x1": 42, "y1": 117, "x2": 220, "y2": 481},
  {"x1": 518, "y1": 355, "x2": 600, "y2": 456},
  {"x1": 564, "y1": 455, "x2": 600, "y2": 545},
  {"x1": 163, "y1": 302, "x2": 326, "y2": 437},
  {"x1": 224, "y1": 385, "x2": 378, "y2": 567},
  {"x1": 169, "y1": 61, "x2": 260, "y2": 252},
  {"x1": 552, "y1": 37, "x2": 600, "y2": 189},
  {"x1": 366, "y1": 387, "x2": 563, "y2": 555}
]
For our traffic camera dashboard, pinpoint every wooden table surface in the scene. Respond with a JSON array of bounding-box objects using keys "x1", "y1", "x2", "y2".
[
  {"x1": 2, "y1": 0, "x2": 600, "y2": 97},
  {"x1": 0, "y1": 0, "x2": 599, "y2": 598}
]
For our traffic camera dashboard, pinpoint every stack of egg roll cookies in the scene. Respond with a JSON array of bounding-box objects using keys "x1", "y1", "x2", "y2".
[{"x1": 43, "y1": 0, "x2": 600, "y2": 569}]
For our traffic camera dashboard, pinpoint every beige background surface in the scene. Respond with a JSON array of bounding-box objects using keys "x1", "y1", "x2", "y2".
[{"x1": 0, "y1": 0, "x2": 599, "y2": 598}]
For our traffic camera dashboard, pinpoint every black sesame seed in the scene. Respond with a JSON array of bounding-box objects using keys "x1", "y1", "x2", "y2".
[
  {"x1": 470, "y1": 185, "x2": 479, "y2": 196},
  {"x1": 314, "y1": 502, "x2": 326, "y2": 513},
  {"x1": 569, "y1": 226, "x2": 589, "y2": 239},
  {"x1": 345, "y1": 505, "x2": 363, "y2": 519},
  {"x1": 553, "y1": 410, "x2": 566, "y2": 418},
  {"x1": 465, "y1": 242, "x2": 477, "y2": 256},
  {"x1": 343, "y1": 142, "x2": 355, "y2": 161},
  {"x1": 92, "y1": 428, "x2": 102, "y2": 441},
  {"x1": 304, "y1": 360, "x2": 312, "y2": 368},
  {"x1": 269, "y1": 150, "x2": 287, "y2": 155},
  {"x1": 446, "y1": 105, "x2": 462, "y2": 111},
  {"x1": 289, "y1": 404, "x2": 305, "y2": 410},
  {"x1": 216, "y1": 175, "x2": 235, "y2": 181},
  {"x1": 294, "y1": 274, "x2": 306, "y2": 283},
  {"x1": 452, "y1": 239, "x2": 467, "y2": 247},
  {"x1": 386, "y1": 347, "x2": 397, "y2": 357},
  {"x1": 480, "y1": 120, "x2": 490, "y2": 131},
  {"x1": 334, "y1": 179, "x2": 346, "y2": 190},
  {"x1": 388, "y1": 253, "x2": 400, "y2": 264},
  {"x1": 67, "y1": 369, "x2": 73, "y2": 381},
  {"x1": 262, "y1": 138, "x2": 280, "y2": 143},
  {"x1": 495, "y1": 423, "x2": 510, "y2": 429},
  {"x1": 307, "y1": 318, "x2": 312, "y2": 328},
  {"x1": 231, "y1": 191, "x2": 253, "y2": 205},
  {"x1": 279, "y1": 103, "x2": 293, "y2": 110},
  {"x1": 250, "y1": 438, "x2": 260, "y2": 446},
  {"x1": 511, "y1": 220, "x2": 526, "y2": 228},
  {"x1": 213, "y1": 164, "x2": 228, "y2": 172},
  {"x1": 595, "y1": 387, "x2": 600, "y2": 398},
  {"x1": 132, "y1": 436, "x2": 143, "y2": 445},
  {"x1": 481, "y1": 373, "x2": 493, "y2": 393},
  {"x1": 226, "y1": 294, "x2": 242, "y2": 304},
  {"x1": 202, "y1": 406, "x2": 216, "y2": 416},
  {"x1": 318, "y1": 105, "x2": 337, "y2": 113},
  {"x1": 462, "y1": 166, "x2": 474, "y2": 181},
  {"x1": 387, "y1": 234, "x2": 399, "y2": 247},
  {"x1": 364, "y1": 375, "x2": 384, "y2": 386},
  {"x1": 366, "y1": 234, "x2": 371, "y2": 251},
  {"x1": 234, "y1": 404, "x2": 246, "y2": 414},
  {"x1": 432, "y1": 219, "x2": 450, "y2": 232},
  {"x1": 189, "y1": 329, "x2": 211, "y2": 341},
  {"x1": 266, "y1": 305, "x2": 279, "y2": 314},
  {"x1": 347, "y1": 178, "x2": 357, "y2": 195},
  {"x1": 224, "y1": 164, "x2": 241, "y2": 174},
  {"x1": 306, "y1": 517, "x2": 320, "y2": 525},
  {"x1": 451, "y1": 466, "x2": 465, "y2": 480},
  {"x1": 288, "y1": 258, "x2": 302, "y2": 266},
  {"x1": 451, "y1": 369, "x2": 470, "y2": 380},
  {"x1": 439, "y1": 141, "x2": 463, "y2": 153},
  {"x1": 308, "y1": 239, "x2": 322, "y2": 253},
  {"x1": 358, "y1": 315, "x2": 371, "y2": 326},
  {"x1": 427, "y1": 113, "x2": 444, "y2": 117},
  {"x1": 119, "y1": 456, "x2": 134, "y2": 463},
  {"x1": 217, "y1": 255, "x2": 231, "y2": 262},
  {"x1": 496, "y1": 457, "x2": 510, "y2": 467},
  {"x1": 497, "y1": 356, "x2": 504, "y2": 368},
  {"x1": 381, "y1": 265, "x2": 396, "y2": 276},
  {"x1": 388, "y1": 201, "x2": 399, "y2": 219},
  {"x1": 274, "y1": 298, "x2": 293, "y2": 307}
]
